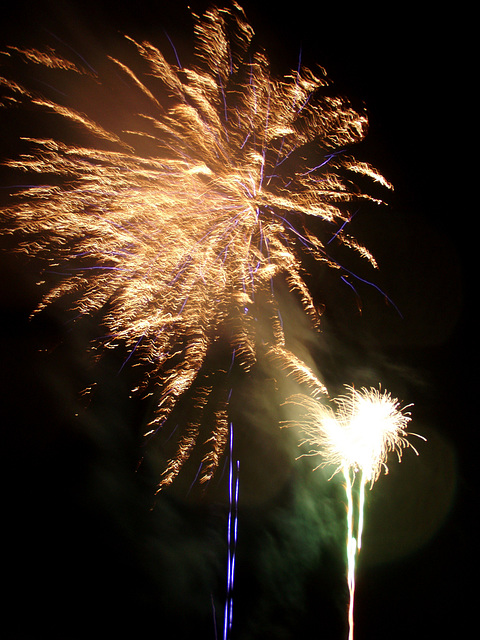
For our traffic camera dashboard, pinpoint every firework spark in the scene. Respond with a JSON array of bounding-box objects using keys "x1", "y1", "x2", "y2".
[
  {"x1": 1, "y1": 3, "x2": 391, "y2": 489},
  {"x1": 285, "y1": 385, "x2": 422, "y2": 639}
]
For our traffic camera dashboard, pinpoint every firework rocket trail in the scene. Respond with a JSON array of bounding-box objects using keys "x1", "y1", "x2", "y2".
[
  {"x1": 284, "y1": 385, "x2": 423, "y2": 640},
  {"x1": 224, "y1": 421, "x2": 239, "y2": 639},
  {"x1": 0, "y1": 3, "x2": 392, "y2": 490}
]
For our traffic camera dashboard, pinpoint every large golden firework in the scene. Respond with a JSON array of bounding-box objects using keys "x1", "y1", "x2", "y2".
[{"x1": 1, "y1": 3, "x2": 391, "y2": 489}]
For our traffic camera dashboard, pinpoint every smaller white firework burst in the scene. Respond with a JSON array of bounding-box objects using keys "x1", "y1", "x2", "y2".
[
  {"x1": 285, "y1": 384, "x2": 423, "y2": 640},
  {"x1": 288, "y1": 385, "x2": 419, "y2": 483}
]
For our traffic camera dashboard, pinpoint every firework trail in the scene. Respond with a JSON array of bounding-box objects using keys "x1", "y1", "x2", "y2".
[
  {"x1": 285, "y1": 385, "x2": 423, "y2": 639},
  {"x1": 0, "y1": 3, "x2": 391, "y2": 489},
  {"x1": 224, "y1": 421, "x2": 239, "y2": 639}
]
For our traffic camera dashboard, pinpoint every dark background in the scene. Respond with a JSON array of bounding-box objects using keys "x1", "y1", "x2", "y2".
[{"x1": 1, "y1": 1, "x2": 473, "y2": 638}]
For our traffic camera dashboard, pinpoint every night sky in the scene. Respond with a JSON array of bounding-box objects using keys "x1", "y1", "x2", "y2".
[{"x1": 1, "y1": 2, "x2": 473, "y2": 639}]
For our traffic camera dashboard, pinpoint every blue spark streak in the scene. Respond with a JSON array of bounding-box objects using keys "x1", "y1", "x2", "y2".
[
  {"x1": 163, "y1": 30, "x2": 182, "y2": 69},
  {"x1": 328, "y1": 210, "x2": 358, "y2": 244},
  {"x1": 118, "y1": 333, "x2": 144, "y2": 373},
  {"x1": 224, "y1": 421, "x2": 239, "y2": 640}
]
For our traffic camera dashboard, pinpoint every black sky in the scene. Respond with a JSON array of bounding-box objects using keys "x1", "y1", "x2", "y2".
[{"x1": 1, "y1": 2, "x2": 474, "y2": 639}]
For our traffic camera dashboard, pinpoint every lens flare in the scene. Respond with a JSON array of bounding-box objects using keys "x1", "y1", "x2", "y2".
[
  {"x1": 285, "y1": 385, "x2": 423, "y2": 639},
  {"x1": 0, "y1": 4, "x2": 391, "y2": 490}
]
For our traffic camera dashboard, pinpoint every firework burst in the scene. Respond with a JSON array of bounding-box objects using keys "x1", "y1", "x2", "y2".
[
  {"x1": 1, "y1": 3, "x2": 391, "y2": 489},
  {"x1": 291, "y1": 385, "x2": 416, "y2": 483},
  {"x1": 285, "y1": 384, "x2": 423, "y2": 639}
]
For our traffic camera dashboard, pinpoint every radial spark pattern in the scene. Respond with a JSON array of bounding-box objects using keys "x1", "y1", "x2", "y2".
[
  {"x1": 287, "y1": 385, "x2": 417, "y2": 483},
  {"x1": 1, "y1": 4, "x2": 391, "y2": 488}
]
